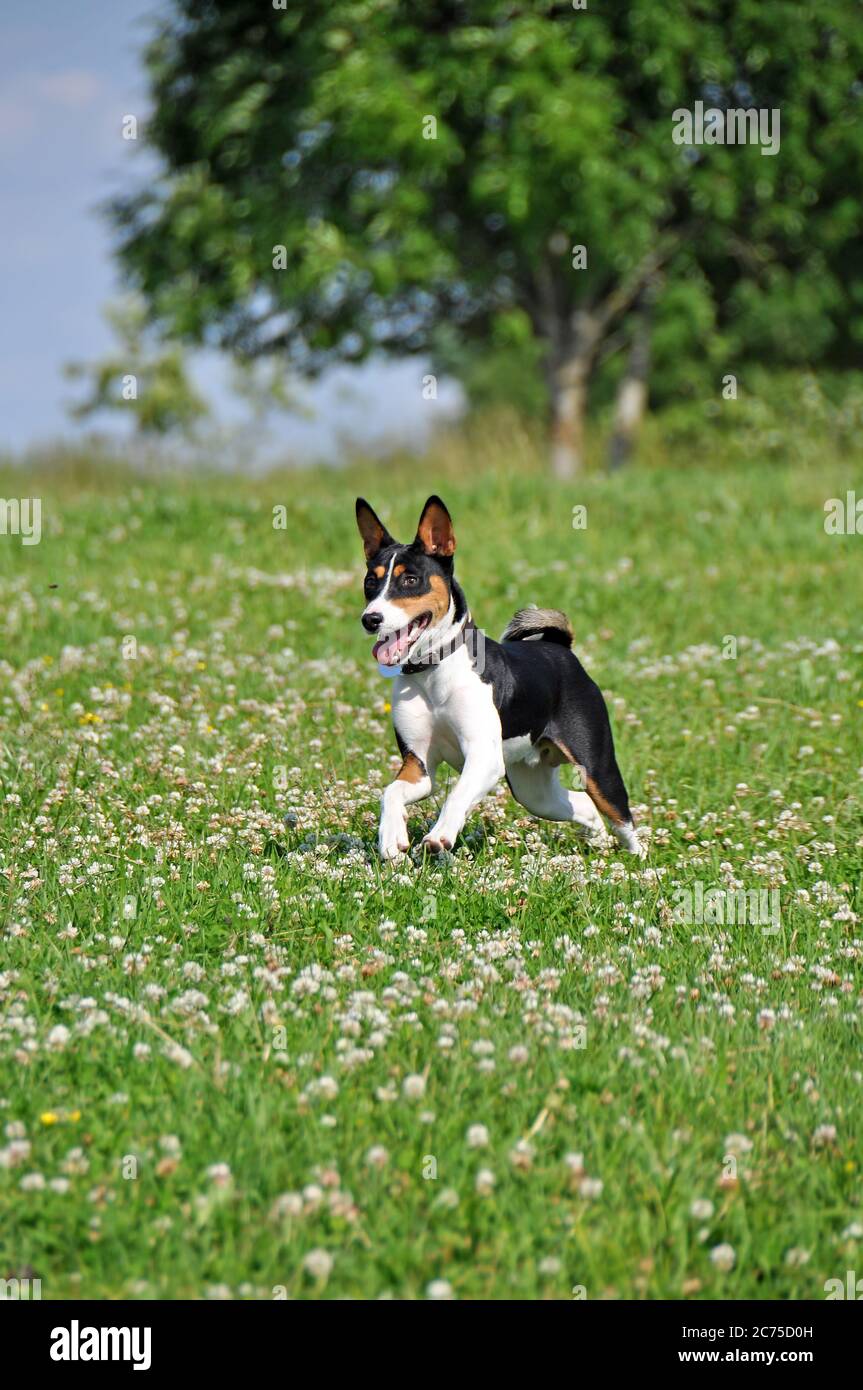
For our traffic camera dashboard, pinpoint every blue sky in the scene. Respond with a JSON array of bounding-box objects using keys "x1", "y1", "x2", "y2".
[{"x1": 0, "y1": 0, "x2": 459, "y2": 462}]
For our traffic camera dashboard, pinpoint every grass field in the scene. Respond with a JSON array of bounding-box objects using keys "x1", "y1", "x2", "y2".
[{"x1": 1, "y1": 435, "x2": 861, "y2": 1300}]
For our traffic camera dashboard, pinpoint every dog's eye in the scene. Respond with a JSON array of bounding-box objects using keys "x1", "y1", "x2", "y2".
[{"x1": 402, "y1": 574, "x2": 419, "y2": 587}]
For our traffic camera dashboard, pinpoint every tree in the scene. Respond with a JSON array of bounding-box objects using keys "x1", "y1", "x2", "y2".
[
  {"x1": 112, "y1": 0, "x2": 863, "y2": 473},
  {"x1": 65, "y1": 297, "x2": 209, "y2": 437}
]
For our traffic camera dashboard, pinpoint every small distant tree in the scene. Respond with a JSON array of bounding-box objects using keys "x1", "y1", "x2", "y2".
[{"x1": 65, "y1": 297, "x2": 209, "y2": 437}]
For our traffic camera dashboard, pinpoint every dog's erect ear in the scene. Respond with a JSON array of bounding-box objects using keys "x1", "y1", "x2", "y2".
[
  {"x1": 414, "y1": 496, "x2": 456, "y2": 558},
  {"x1": 355, "y1": 498, "x2": 394, "y2": 562}
]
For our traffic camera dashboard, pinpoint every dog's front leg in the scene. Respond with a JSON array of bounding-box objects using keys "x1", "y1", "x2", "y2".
[
  {"x1": 379, "y1": 752, "x2": 433, "y2": 861},
  {"x1": 422, "y1": 738, "x2": 504, "y2": 853}
]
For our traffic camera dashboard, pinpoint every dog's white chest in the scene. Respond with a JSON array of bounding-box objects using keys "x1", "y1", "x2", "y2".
[{"x1": 392, "y1": 645, "x2": 499, "y2": 774}]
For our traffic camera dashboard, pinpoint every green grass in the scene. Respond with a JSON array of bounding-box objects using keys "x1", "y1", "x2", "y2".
[{"x1": 0, "y1": 438, "x2": 861, "y2": 1300}]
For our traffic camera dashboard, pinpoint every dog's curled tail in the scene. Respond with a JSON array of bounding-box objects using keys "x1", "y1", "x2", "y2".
[{"x1": 500, "y1": 606, "x2": 573, "y2": 648}]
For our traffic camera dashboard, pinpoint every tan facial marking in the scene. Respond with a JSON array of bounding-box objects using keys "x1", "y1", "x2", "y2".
[
  {"x1": 397, "y1": 751, "x2": 426, "y2": 783},
  {"x1": 393, "y1": 564, "x2": 405, "y2": 577},
  {"x1": 389, "y1": 573, "x2": 450, "y2": 625},
  {"x1": 374, "y1": 565, "x2": 385, "y2": 578}
]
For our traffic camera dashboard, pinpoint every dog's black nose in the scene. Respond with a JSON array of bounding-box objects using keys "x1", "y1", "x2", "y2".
[{"x1": 362, "y1": 611, "x2": 383, "y2": 632}]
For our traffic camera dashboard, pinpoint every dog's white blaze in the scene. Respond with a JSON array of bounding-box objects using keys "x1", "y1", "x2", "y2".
[{"x1": 362, "y1": 554, "x2": 402, "y2": 632}]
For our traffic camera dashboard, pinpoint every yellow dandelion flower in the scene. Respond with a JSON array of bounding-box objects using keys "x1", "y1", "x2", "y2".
[
  {"x1": 384, "y1": 701, "x2": 391, "y2": 713},
  {"x1": 40, "y1": 1111, "x2": 59, "y2": 1125},
  {"x1": 68, "y1": 1110, "x2": 81, "y2": 1123},
  {"x1": 196, "y1": 661, "x2": 206, "y2": 670}
]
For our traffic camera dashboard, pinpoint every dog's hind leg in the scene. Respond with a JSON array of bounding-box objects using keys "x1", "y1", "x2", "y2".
[
  {"x1": 506, "y1": 762, "x2": 609, "y2": 844},
  {"x1": 379, "y1": 751, "x2": 433, "y2": 861},
  {"x1": 545, "y1": 735, "x2": 644, "y2": 857},
  {"x1": 581, "y1": 763, "x2": 644, "y2": 857}
]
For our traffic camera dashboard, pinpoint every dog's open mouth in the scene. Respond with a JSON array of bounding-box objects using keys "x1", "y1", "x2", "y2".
[{"x1": 373, "y1": 612, "x2": 432, "y2": 666}]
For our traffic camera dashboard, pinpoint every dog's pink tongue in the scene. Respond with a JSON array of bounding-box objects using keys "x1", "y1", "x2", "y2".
[{"x1": 373, "y1": 629, "x2": 411, "y2": 666}]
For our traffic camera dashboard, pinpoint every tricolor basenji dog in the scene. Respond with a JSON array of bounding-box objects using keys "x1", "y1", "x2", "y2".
[{"x1": 356, "y1": 495, "x2": 644, "y2": 861}]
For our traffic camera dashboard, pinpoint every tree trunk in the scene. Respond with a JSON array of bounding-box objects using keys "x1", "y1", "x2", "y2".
[
  {"x1": 549, "y1": 312, "x2": 601, "y2": 479},
  {"x1": 550, "y1": 356, "x2": 591, "y2": 478},
  {"x1": 608, "y1": 288, "x2": 654, "y2": 472},
  {"x1": 536, "y1": 239, "x2": 677, "y2": 479}
]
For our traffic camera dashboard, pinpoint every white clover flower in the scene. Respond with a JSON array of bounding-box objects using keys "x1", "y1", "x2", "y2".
[
  {"x1": 690, "y1": 1199, "x2": 714, "y2": 1221},
  {"x1": 270, "y1": 1192, "x2": 303, "y2": 1221},
  {"x1": 0, "y1": 1140, "x2": 31, "y2": 1168},
  {"x1": 785, "y1": 1247, "x2": 811, "y2": 1268},
  {"x1": 710, "y1": 1243, "x2": 736, "y2": 1272},
  {"x1": 434, "y1": 1187, "x2": 459, "y2": 1211},
  {"x1": 723, "y1": 1133, "x2": 753, "y2": 1155},
  {"x1": 509, "y1": 1139, "x2": 534, "y2": 1171},
  {"x1": 310, "y1": 1075, "x2": 339, "y2": 1101},
  {"x1": 466, "y1": 1124, "x2": 489, "y2": 1149},
  {"x1": 365, "y1": 1145, "x2": 389, "y2": 1170},
  {"x1": 475, "y1": 1168, "x2": 496, "y2": 1196},
  {"x1": 206, "y1": 1162, "x2": 232, "y2": 1187},
  {"x1": 162, "y1": 1042, "x2": 194, "y2": 1070},
  {"x1": 402, "y1": 1073, "x2": 426, "y2": 1101},
  {"x1": 303, "y1": 1249, "x2": 334, "y2": 1280},
  {"x1": 426, "y1": 1279, "x2": 454, "y2": 1300}
]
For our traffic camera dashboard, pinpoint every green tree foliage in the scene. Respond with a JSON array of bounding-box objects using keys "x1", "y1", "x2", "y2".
[
  {"x1": 66, "y1": 297, "x2": 209, "y2": 437},
  {"x1": 111, "y1": 1, "x2": 863, "y2": 470}
]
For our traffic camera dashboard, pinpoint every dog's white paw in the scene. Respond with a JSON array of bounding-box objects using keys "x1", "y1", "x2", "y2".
[
  {"x1": 614, "y1": 823, "x2": 647, "y2": 858},
  {"x1": 421, "y1": 833, "x2": 452, "y2": 855},
  {"x1": 380, "y1": 841, "x2": 408, "y2": 862},
  {"x1": 379, "y1": 811, "x2": 409, "y2": 861},
  {"x1": 619, "y1": 822, "x2": 644, "y2": 856}
]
